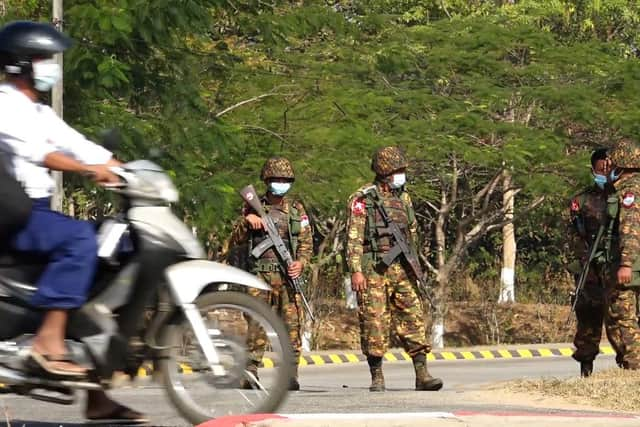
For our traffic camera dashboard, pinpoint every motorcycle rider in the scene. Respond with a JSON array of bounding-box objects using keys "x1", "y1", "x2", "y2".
[{"x1": 0, "y1": 21, "x2": 146, "y2": 423}]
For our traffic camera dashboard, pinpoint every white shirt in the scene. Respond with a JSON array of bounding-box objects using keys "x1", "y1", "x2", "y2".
[{"x1": 0, "y1": 83, "x2": 112, "y2": 199}]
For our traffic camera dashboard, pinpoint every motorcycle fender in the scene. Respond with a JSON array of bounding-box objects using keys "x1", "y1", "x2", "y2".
[{"x1": 164, "y1": 260, "x2": 270, "y2": 304}]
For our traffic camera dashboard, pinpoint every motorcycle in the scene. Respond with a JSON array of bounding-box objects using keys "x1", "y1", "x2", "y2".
[{"x1": 0, "y1": 159, "x2": 295, "y2": 424}]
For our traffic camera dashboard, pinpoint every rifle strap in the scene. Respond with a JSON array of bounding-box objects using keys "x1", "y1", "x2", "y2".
[{"x1": 364, "y1": 193, "x2": 379, "y2": 260}]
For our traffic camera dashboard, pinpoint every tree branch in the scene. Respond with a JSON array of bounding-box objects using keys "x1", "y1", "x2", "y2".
[
  {"x1": 240, "y1": 125, "x2": 288, "y2": 144},
  {"x1": 215, "y1": 91, "x2": 293, "y2": 118},
  {"x1": 420, "y1": 253, "x2": 439, "y2": 275}
]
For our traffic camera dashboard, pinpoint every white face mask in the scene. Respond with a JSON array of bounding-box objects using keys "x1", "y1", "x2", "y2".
[
  {"x1": 268, "y1": 182, "x2": 291, "y2": 196},
  {"x1": 32, "y1": 59, "x2": 61, "y2": 92},
  {"x1": 389, "y1": 173, "x2": 406, "y2": 189}
]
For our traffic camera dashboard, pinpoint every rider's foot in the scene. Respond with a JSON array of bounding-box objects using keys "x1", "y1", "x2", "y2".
[
  {"x1": 28, "y1": 347, "x2": 87, "y2": 378},
  {"x1": 30, "y1": 310, "x2": 87, "y2": 377}
]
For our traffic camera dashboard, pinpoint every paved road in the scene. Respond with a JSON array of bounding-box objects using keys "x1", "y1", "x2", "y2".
[{"x1": 0, "y1": 353, "x2": 626, "y2": 426}]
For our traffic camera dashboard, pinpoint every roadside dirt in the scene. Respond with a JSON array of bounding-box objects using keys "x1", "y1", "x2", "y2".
[
  {"x1": 462, "y1": 386, "x2": 610, "y2": 413},
  {"x1": 504, "y1": 368, "x2": 640, "y2": 413}
]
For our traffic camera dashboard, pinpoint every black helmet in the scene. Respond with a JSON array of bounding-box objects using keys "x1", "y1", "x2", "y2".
[{"x1": 0, "y1": 21, "x2": 72, "y2": 74}]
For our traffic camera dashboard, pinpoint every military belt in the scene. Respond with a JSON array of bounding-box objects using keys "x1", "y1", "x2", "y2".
[{"x1": 363, "y1": 251, "x2": 401, "y2": 267}]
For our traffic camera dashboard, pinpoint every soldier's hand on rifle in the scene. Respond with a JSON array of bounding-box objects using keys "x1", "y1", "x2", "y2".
[
  {"x1": 288, "y1": 261, "x2": 303, "y2": 279},
  {"x1": 351, "y1": 272, "x2": 367, "y2": 292},
  {"x1": 618, "y1": 266, "x2": 633, "y2": 285},
  {"x1": 245, "y1": 213, "x2": 264, "y2": 230}
]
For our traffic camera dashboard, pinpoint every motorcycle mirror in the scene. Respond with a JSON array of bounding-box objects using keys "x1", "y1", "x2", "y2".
[{"x1": 99, "y1": 128, "x2": 122, "y2": 152}]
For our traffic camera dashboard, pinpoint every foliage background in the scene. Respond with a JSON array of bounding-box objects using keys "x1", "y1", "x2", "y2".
[{"x1": 3, "y1": 0, "x2": 640, "y2": 325}]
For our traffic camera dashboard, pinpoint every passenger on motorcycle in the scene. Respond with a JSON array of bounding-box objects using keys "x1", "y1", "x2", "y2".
[{"x1": 0, "y1": 21, "x2": 147, "y2": 423}]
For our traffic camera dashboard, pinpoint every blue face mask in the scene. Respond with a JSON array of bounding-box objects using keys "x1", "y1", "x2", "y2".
[
  {"x1": 610, "y1": 169, "x2": 622, "y2": 183},
  {"x1": 593, "y1": 173, "x2": 607, "y2": 190},
  {"x1": 268, "y1": 182, "x2": 291, "y2": 196},
  {"x1": 389, "y1": 173, "x2": 406, "y2": 189}
]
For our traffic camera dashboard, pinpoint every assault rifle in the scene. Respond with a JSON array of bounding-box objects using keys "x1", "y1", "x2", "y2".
[
  {"x1": 364, "y1": 187, "x2": 431, "y2": 300},
  {"x1": 568, "y1": 223, "x2": 606, "y2": 319},
  {"x1": 239, "y1": 185, "x2": 315, "y2": 321}
]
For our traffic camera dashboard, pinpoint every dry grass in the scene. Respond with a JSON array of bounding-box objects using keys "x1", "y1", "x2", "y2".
[
  {"x1": 508, "y1": 368, "x2": 640, "y2": 412},
  {"x1": 313, "y1": 301, "x2": 573, "y2": 349}
]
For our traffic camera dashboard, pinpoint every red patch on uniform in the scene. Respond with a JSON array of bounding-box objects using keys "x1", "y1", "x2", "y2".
[
  {"x1": 570, "y1": 199, "x2": 580, "y2": 212},
  {"x1": 623, "y1": 192, "x2": 635, "y2": 208},
  {"x1": 351, "y1": 198, "x2": 366, "y2": 216}
]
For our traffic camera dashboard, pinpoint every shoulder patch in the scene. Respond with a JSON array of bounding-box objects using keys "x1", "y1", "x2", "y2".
[
  {"x1": 351, "y1": 197, "x2": 366, "y2": 216},
  {"x1": 570, "y1": 199, "x2": 580, "y2": 212},
  {"x1": 300, "y1": 214, "x2": 310, "y2": 228},
  {"x1": 623, "y1": 192, "x2": 635, "y2": 208}
]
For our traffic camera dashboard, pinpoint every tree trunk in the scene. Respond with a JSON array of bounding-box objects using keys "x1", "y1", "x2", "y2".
[
  {"x1": 431, "y1": 190, "x2": 448, "y2": 348},
  {"x1": 305, "y1": 218, "x2": 344, "y2": 351},
  {"x1": 498, "y1": 170, "x2": 516, "y2": 303},
  {"x1": 430, "y1": 271, "x2": 448, "y2": 349}
]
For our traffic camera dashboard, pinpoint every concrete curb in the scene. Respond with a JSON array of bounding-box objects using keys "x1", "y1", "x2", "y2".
[{"x1": 134, "y1": 345, "x2": 615, "y2": 376}]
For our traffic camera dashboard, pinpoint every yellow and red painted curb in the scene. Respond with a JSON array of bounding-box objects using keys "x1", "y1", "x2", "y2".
[{"x1": 131, "y1": 345, "x2": 615, "y2": 377}]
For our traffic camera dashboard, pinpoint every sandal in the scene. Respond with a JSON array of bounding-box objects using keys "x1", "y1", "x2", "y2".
[
  {"x1": 86, "y1": 404, "x2": 149, "y2": 425},
  {"x1": 27, "y1": 350, "x2": 88, "y2": 378}
]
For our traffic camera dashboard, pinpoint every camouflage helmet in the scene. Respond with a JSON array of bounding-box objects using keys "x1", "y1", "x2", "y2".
[
  {"x1": 371, "y1": 146, "x2": 408, "y2": 176},
  {"x1": 260, "y1": 156, "x2": 295, "y2": 181},
  {"x1": 608, "y1": 138, "x2": 640, "y2": 169}
]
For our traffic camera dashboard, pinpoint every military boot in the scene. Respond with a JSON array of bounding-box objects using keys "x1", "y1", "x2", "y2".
[
  {"x1": 367, "y1": 356, "x2": 385, "y2": 392},
  {"x1": 580, "y1": 360, "x2": 593, "y2": 378},
  {"x1": 413, "y1": 354, "x2": 443, "y2": 391},
  {"x1": 369, "y1": 366, "x2": 385, "y2": 392},
  {"x1": 240, "y1": 362, "x2": 259, "y2": 390},
  {"x1": 289, "y1": 365, "x2": 300, "y2": 391}
]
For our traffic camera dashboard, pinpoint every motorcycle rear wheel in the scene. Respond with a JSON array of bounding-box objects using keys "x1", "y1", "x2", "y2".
[{"x1": 159, "y1": 290, "x2": 295, "y2": 424}]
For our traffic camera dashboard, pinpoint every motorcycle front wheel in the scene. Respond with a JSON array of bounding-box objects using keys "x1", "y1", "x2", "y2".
[{"x1": 159, "y1": 290, "x2": 295, "y2": 424}]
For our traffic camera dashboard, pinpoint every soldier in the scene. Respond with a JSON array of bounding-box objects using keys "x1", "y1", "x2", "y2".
[
  {"x1": 228, "y1": 157, "x2": 313, "y2": 390},
  {"x1": 603, "y1": 139, "x2": 640, "y2": 369},
  {"x1": 567, "y1": 149, "x2": 621, "y2": 376},
  {"x1": 345, "y1": 146, "x2": 443, "y2": 392}
]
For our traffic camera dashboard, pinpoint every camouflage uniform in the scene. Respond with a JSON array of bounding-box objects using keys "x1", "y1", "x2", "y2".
[
  {"x1": 567, "y1": 185, "x2": 621, "y2": 374},
  {"x1": 347, "y1": 185, "x2": 426, "y2": 357},
  {"x1": 346, "y1": 146, "x2": 442, "y2": 392},
  {"x1": 605, "y1": 139, "x2": 640, "y2": 369},
  {"x1": 228, "y1": 157, "x2": 313, "y2": 386}
]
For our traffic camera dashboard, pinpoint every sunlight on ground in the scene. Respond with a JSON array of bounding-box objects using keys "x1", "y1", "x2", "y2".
[{"x1": 508, "y1": 368, "x2": 640, "y2": 412}]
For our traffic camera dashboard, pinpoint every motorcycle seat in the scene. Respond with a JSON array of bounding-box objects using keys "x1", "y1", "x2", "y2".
[{"x1": 0, "y1": 250, "x2": 46, "y2": 291}]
